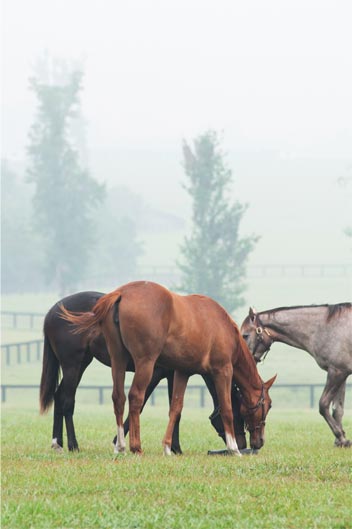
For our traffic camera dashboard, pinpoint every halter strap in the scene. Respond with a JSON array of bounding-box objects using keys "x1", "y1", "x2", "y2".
[
  {"x1": 239, "y1": 384, "x2": 266, "y2": 432},
  {"x1": 253, "y1": 324, "x2": 275, "y2": 360}
]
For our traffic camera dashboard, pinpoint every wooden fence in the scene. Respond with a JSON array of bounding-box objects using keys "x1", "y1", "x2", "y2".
[
  {"x1": 1, "y1": 339, "x2": 43, "y2": 366},
  {"x1": 1, "y1": 383, "x2": 351, "y2": 410}
]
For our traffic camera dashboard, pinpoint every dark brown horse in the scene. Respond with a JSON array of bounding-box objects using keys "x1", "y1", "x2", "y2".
[
  {"x1": 60, "y1": 281, "x2": 276, "y2": 455},
  {"x1": 40, "y1": 291, "x2": 246, "y2": 453}
]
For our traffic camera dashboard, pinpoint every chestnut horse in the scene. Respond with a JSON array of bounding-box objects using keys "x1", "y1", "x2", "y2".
[{"x1": 61, "y1": 281, "x2": 276, "y2": 455}]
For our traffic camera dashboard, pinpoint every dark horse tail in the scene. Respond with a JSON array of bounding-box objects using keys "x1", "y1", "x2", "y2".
[
  {"x1": 59, "y1": 289, "x2": 122, "y2": 338},
  {"x1": 40, "y1": 333, "x2": 60, "y2": 414}
]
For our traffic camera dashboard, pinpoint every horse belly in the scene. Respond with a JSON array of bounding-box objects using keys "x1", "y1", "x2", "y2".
[{"x1": 159, "y1": 337, "x2": 210, "y2": 374}]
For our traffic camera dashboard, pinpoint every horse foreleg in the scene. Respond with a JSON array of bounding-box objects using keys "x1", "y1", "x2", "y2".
[
  {"x1": 163, "y1": 370, "x2": 189, "y2": 456},
  {"x1": 213, "y1": 369, "x2": 241, "y2": 456},
  {"x1": 319, "y1": 369, "x2": 350, "y2": 447}
]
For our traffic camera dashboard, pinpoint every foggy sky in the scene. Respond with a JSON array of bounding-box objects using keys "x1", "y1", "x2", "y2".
[{"x1": 2, "y1": 0, "x2": 352, "y2": 267}]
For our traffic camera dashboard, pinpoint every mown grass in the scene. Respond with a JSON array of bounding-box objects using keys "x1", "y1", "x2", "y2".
[{"x1": 2, "y1": 406, "x2": 351, "y2": 529}]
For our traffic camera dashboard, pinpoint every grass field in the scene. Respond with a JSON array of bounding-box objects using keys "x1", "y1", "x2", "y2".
[
  {"x1": 2, "y1": 284, "x2": 352, "y2": 528},
  {"x1": 1, "y1": 406, "x2": 351, "y2": 529}
]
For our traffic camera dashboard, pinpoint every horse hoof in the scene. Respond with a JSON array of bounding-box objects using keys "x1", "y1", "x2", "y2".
[
  {"x1": 207, "y1": 448, "x2": 242, "y2": 456},
  {"x1": 171, "y1": 447, "x2": 183, "y2": 455},
  {"x1": 131, "y1": 448, "x2": 143, "y2": 455},
  {"x1": 114, "y1": 446, "x2": 126, "y2": 455},
  {"x1": 240, "y1": 448, "x2": 259, "y2": 456},
  {"x1": 51, "y1": 439, "x2": 63, "y2": 452},
  {"x1": 334, "y1": 439, "x2": 352, "y2": 448},
  {"x1": 163, "y1": 444, "x2": 172, "y2": 456}
]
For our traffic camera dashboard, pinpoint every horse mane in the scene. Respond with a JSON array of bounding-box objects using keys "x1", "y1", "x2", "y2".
[
  {"x1": 326, "y1": 302, "x2": 352, "y2": 321},
  {"x1": 259, "y1": 303, "x2": 352, "y2": 323}
]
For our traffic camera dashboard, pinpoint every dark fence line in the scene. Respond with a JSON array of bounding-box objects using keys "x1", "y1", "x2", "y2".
[
  {"x1": 82, "y1": 263, "x2": 352, "y2": 286},
  {"x1": 2, "y1": 383, "x2": 351, "y2": 409},
  {"x1": 1, "y1": 311, "x2": 45, "y2": 329},
  {"x1": 1, "y1": 340, "x2": 43, "y2": 366}
]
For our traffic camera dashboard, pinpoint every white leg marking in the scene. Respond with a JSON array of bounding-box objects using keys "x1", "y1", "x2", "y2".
[
  {"x1": 51, "y1": 438, "x2": 63, "y2": 451},
  {"x1": 114, "y1": 426, "x2": 126, "y2": 454},
  {"x1": 163, "y1": 444, "x2": 172, "y2": 456},
  {"x1": 225, "y1": 433, "x2": 242, "y2": 457}
]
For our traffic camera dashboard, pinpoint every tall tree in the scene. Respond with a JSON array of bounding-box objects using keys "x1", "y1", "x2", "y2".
[
  {"x1": 1, "y1": 159, "x2": 44, "y2": 293},
  {"x1": 27, "y1": 68, "x2": 104, "y2": 293},
  {"x1": 178, "y1": 130, "x2": 258, "y2": 313}
]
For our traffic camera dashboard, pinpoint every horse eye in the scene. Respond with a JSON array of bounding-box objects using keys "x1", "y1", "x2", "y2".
[{"x1": 242, "y1": 334, "x2": 249, "y2": 340}]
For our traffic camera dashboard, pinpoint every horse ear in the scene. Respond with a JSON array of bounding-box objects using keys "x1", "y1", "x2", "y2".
[
  {"x1": 249, "y1": 307, "x2": 257, "y2": 321},
  {"x1": 265, "y1": 374, "x2": 277, "y2": 389}
]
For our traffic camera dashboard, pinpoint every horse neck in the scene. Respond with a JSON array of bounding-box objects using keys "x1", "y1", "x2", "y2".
[
  {"x1": 233, "y1": 341, "x2": 263, "y2": 405},
  {"x1": 260, "y1": 307, "x2": 327, "y2": 352}
]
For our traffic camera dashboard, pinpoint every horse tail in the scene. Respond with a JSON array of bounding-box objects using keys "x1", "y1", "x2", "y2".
[
  {"x1": 40, "y1": 332, "x2": 60, "y2": 414},
  {"x1": 59, "y1": 289, "x2": 122, "y2": 339}
]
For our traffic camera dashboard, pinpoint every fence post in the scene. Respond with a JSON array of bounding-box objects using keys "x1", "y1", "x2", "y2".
[
  {"x1": 99, "y1": 387, "x2": 104, "y2": 405},
  {"x1": 37, "y1": 341, "x2": 41, "y2": 361},
  {"x1": 150, "y1": 391, "x2": 155, "y2": 406},
  {"x1": 310, "y1": 385, "x2": 315, "y2": 409},
  {"x1": 6, "y1": 346, "x2": 10, "y2": 366},
  {"x1": 200, "y1": 386, "x2": 205, "y2": 408},
  {"x1": 17, "y1": 344, "x2": 21, "y2": 364},
  {"x1": 1, "y1": 385, "x2": 6, "y2": 403},
  {"x1": 27, "y1": 342, "x2": 31, "y2": 362}
]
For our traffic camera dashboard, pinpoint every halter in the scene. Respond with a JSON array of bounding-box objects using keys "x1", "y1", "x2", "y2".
[
  {"x1": 253, "y1": 324, "x2": 274, "y2": 361},
  {"x1": 240, "y1": 384, "x2": 267, "y2": 433}
]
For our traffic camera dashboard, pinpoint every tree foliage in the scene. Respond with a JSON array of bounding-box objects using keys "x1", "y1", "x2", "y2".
[
  {"x1": 1, "y1": 160, "x2": 44, "y2": 293},
  {"x1": 27, "y1": 69, "x2": 104, "y2": 293},
  {"x1": 178, "y1": 131, "x2": 258, "y2": 313}
]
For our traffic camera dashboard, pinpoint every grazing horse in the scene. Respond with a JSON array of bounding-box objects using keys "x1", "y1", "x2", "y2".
[
  {"x1": 40, "y1": 291, "x2": 247, "y2": 453},
  {"x1": 60, "y1": 281, "x2": 276, "y2": 456},
  {"x1": 241, "y1": 304, "x2": 352, "y2": 447},
  {"x1": 40, "y1": 291, "x2": 181, "y2": 453}
]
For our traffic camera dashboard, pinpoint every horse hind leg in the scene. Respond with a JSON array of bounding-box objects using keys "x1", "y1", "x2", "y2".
[
  {"x1": 111, "y1": 354, "x2": 128, "y2": 455},
  {"x1": 332, "y1": 380, "x2": 351, "y2": 447},
  {"x1": 127, "y1": 359, "x2": 157, "y2": 454},
  {"x1": 52, "y1": 381, "x2": 64, "y2": 451},
  {"x1": 52, "y1": 374, "x2": 79, "y2": 452},
  {"x1": 319, "y1": 369, "x2": 350, "y2": 447},
  {"x1": 163, "y1": 370, "x2": 189, "y2": 456}
]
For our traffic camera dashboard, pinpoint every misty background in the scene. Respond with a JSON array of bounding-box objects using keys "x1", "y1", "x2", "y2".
[{"x1": 2, "y1": 0, "x2": 352, "y2": 320}]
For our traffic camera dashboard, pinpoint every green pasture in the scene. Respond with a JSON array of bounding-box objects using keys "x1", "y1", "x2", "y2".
[
  {"x1": 1, "y1": 406, "x2": 351, "y2": 529},
  {"x1": 2, "y1": 280, "x2": 352, "y2": 528}
]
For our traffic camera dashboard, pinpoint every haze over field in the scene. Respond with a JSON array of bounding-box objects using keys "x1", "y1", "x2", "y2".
[{"x1": 2, "y1": 0, "x2": 352, "y2": 297}]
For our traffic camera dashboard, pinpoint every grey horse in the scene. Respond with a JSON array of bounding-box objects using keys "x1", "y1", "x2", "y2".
[{"x1": 241, "y1": 303, "x2": 352, "y2": 447}]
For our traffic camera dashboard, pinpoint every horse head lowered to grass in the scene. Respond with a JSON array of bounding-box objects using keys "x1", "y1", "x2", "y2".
[
  {"x1": 241, "y1": 304, "x2": 352, "y2": 447},
  {"x1": 60, "y1": 281, "x2": 276, "y2": 456}
]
